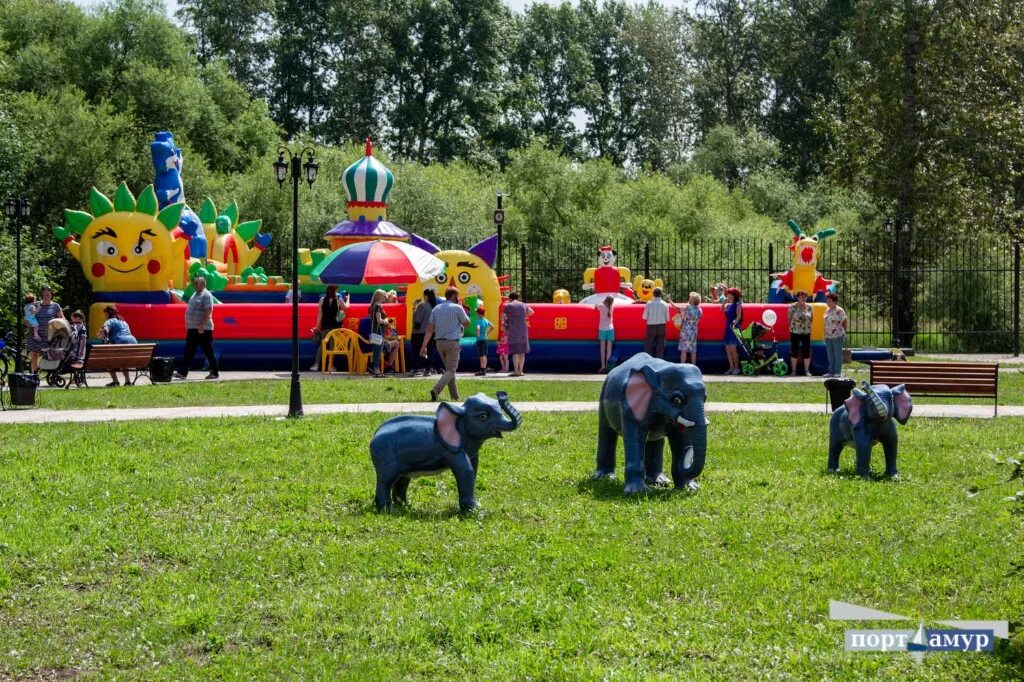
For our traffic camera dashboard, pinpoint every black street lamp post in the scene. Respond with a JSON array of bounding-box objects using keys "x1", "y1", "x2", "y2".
[
  {"x1": 5, "y1": 197, "x2": 30, "y2": 373},
  {"x1": 274, "y1": 146, "x2": 318, "y2": 418}
]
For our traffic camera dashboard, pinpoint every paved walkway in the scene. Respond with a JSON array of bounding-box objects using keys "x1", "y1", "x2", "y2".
[{"x1": 1, "y1": 400, "x2": 1016, "y2": 425}]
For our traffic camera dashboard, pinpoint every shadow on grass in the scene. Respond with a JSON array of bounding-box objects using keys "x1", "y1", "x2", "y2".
[
  {"x1": 825, "y1": 467, "x2": 903, "y2": 482},
  {"x1": 352, "y1": 500, "x2": 477, "y2": 521},
  {"x1": 575, "y1": 476, "x2": 695, "y2": 503}
]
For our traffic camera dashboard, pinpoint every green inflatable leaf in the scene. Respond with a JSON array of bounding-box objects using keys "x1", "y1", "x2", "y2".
[
  {"x1": 136, "y1": 185, "x2": 158, "y2": 216},
  {"x1": 63, "y1": 209, "x2": 93, "y2": 235},
  {"x1": 157, "y1": 203, "x2": 185, "y2": 231},
  {"x1": 198, "y1": 197, "x2": 217, "y2": 223},
  {"x1": 114, "y1": 182, "x2": 136, "y2": 212},
  {"x1": 223, "y1": 201, "x2": 239, "y2": 227},
  {"x1": 814, "y1": 227, "x2": 837, "y2": 241},
  {"x1": 89, "y1": 188, "x2": 114, "y2": 217},
  {"x1": 53, "y1": 225, "x2": 71, "y2": 241},
  {"x1": 787, "y1": 219, "x2": 804, "y2": 237},
  {"x1": 235, "y1": 219, "x2": 262, "y2": 241}
]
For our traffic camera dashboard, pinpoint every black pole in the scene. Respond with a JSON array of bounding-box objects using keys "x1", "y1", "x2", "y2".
[
  {"x1": 289, "y1": 153, "x2": 303, "y2": 417},
  {"x1": 767, "y1": 242, "x2": 774, "y2": 284},
  {"x1": 891, "y1": 231, "x2": 899, "y2": 348},
  {"x1": 495, "y1": 193, "x2": 503, "y2": 276},
  {"x1": 520, "y1": 243, "x2": 527, "y2": 298},
  {"x1": 644, "y1": 241, "x2": 650, "y2": 280},
  {"x1": 1013, "y1": 240, "x2": 1020, "y2": 357},
  {"x1": 14, "y1": 202, "x2": 24, "y2": 373}
]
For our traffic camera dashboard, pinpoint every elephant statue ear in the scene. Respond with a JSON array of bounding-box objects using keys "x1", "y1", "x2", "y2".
[
  {"x1": 844, "y1": 394, "x2": 863, "y2": 426},
  {"x1": 626, "y1": 371, "x2": 654, "y2": 422},
  {"x1": 892, "y1": 384, "x2": 913, "y2": 424},
  {"x1": 435, "y1": 402, "x2": 464, "y2": 452}
]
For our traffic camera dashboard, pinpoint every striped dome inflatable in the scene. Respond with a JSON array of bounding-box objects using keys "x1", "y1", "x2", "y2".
[{"x1": 343, "y1": 138, "x2": 394, "y2": 205}]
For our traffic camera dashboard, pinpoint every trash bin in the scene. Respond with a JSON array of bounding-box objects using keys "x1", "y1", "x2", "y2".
[
  {"x1": 824, "y1": 377, "x2": 856, "y2": 412},
  {"x1": 150, "y1": 357, "x2": 175, "y2": 383},
  {"x1": 9, "y1": 373, "x2": 39, "y2": 407}
]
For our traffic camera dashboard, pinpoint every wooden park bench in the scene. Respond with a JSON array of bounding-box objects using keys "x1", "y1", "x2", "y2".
[
  {"x1": 78, "y1": 343, "x2": 158, "y2": 388},
  {"x1": 869, "y1": 360, "x2": 1000, "y2": 416}
]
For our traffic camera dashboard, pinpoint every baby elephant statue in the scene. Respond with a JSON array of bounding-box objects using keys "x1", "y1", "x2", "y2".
[
  {"x1": 370, "y1": 391, "x2": 522, "y2": 512},
  {"x1": 828, "y1": 382, "x2": 913, "y2": 479},
  {"x1": 593, "y1": 353, "x2": 709, "y2": 494}
]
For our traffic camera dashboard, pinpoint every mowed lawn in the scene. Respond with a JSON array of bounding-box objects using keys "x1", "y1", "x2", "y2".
[
  {"x1": 1, "y1": 412, "x2": 1022, "y2": 679},
  {"x1": 27, "y1": 367, "x2": 1024, "y2": 410}
]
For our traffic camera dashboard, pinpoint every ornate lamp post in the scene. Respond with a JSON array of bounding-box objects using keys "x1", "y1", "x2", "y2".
[
  {"x1": 4, "y1": 197, "x2": 30, "y2": 373},
  {"x1": 274, "y1": 146, "x2": 318, "y2": 418}
]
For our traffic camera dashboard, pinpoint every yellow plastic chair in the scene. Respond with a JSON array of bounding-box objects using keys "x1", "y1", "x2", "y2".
[{"x1": 321, "y1": 329, "x2": 369, "y2": 374}]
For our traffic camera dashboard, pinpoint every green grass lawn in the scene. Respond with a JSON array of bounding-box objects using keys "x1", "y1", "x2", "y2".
[
  {"x1": 1, "y1": 412, "x2": 1021, "y2": 679},
  {"x1": 26, "y1": 366, "x2": 1024, "y2": 410}
]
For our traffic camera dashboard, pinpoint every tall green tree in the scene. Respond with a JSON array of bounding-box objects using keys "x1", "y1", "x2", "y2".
[{"x1": 176, "y1": 0, "x2": 273, "y2": 97}]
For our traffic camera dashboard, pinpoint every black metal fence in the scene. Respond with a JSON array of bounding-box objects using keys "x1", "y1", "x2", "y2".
[{"x1": 429, "y1": 232, "x2": 1021, "y2": 354}]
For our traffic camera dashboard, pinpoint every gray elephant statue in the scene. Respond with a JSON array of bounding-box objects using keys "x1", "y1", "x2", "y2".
[
  {"x1": 828, "y1": 382, "x2": 913, "y2": 479},
  {"x1": 592, "y1": 353, "x2": 709, "y2": 494},
  {"x1": 369, "y1": 391, "x2": 522, "y2": 512}
]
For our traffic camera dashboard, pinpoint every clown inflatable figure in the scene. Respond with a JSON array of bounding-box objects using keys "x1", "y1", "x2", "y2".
[{"x1": 583, "y1": 246, "x2": 633, "y2": 297}]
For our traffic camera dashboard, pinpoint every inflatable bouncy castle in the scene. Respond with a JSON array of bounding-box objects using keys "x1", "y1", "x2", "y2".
[
  {"x1": 54, "y1": 131, "x2": 829, "y2": 373},
  {"x1": 769, "y1": 219, "x2": 837, "y2": 302}
]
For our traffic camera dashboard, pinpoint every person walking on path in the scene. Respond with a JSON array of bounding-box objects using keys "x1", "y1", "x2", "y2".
[
  {"x1": 98, "y1": 305, "x2": 138, "y2": 386},
  {"x1": 410, "y1": 290, "x2": 437, "y2": 376},
  {"x1": 788, "y1": 290, "x2": 813, "y2": 376},
  {"x1": 642, "y1": 287, "x2": 671, "y2": 359},
  {"x1": 26, "y1": 285, "x2": 63, "y2": 373},
  {"x1": 501, "y1": 292, "x2": 534, "y2": 376},
  {"x1": 311, "y1": 285, "x2": 349, "y2": 371},
  {"x1": 420, "y1": 287, "x2": 470, "y2": 401},
  {"x1": 595, "y1": 295, "x2": 615, "y2": 373},
  {"x1": 823, "y1": 291, "x2": 847, "y2": 377},
  {"x1": 174, "y1": 276, "x2": 219, "y2": 380},
  {"x1": 721, "y1": 287, "x2": 743, "y2": 374}
]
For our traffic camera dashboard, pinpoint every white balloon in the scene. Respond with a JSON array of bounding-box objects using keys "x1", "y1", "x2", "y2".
[{"x1": 762, "y1": 310, "x2": 778, "y2": 326}]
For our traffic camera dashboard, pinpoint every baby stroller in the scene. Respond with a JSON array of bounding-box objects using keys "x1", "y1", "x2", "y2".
[
  {"x1": 38, "y1": 318, "x2": 84, "y2": 388},
  {"x1": 734, "y1": 322, "x2": 789, "y2": 376}
]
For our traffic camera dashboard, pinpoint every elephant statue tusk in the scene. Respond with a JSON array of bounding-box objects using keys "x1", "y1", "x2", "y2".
[{"x1": 676, "y1": 416, "x2": 696, "y2": 428}]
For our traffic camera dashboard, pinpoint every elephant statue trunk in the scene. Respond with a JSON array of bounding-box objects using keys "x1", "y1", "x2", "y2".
[{"x1": 497, "y1": 391, "x2": 522, "y2": 430}]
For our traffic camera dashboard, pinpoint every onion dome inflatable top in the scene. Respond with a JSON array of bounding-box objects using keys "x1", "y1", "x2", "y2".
[{"x1": 344, "y1": 138, "x2": 394, "y2": 208}]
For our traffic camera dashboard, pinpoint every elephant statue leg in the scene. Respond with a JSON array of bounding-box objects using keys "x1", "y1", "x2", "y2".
[
  {"x1": 644, "y1": 439, "x2": 670, "y2": 486},
  {"x1": 881, "y1": 421, "x2": 899, "y2": 479},
  {"x1": 853, "y1": 430, "x2": 874, "y2": 479},
  {"x1": 446, "y1": 453, "x2": 479, "y2": 511},
  {"x1": 622, "y1": 425, "x2": 651, "y2": 494},
  {"x1": 593, "y1": 405, "x2": 618, "y2": 479},
  {"x1": 392, "y1": 476, "x2": 411, "y2": 505},
  {"x1": 375, "y1": 475, "x2": 397, "y2": 511}
]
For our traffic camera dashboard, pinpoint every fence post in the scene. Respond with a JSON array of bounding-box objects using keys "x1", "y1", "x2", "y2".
[
  {"x1": 891, "y1": 235, "x2": 900, "y2": 347},
  {"x1": 767, "y1": 242, "x2": 774, "y2": 284},
  {"x1": 644, "y1": 241, "x2": 650, "y2": 280},
  {"x1": 1014, "y1": 240, "x2": 1021, "y2": 356},
  {"x1": 520, "y1": 242, "x2": 527, "y2": 298}
]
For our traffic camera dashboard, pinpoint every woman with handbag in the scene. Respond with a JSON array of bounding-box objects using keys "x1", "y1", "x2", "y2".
[
  {"x1": 368, "y1": 289, "x2": 389, "y2": 377},
  {"x1": 311, "y1": 285, "x2": 349, "y2": 371}
]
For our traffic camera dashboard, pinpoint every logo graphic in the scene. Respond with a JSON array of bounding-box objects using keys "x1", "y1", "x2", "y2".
[{"x1": 830, "y1": 601, "x2": 1007, "y2": 663}]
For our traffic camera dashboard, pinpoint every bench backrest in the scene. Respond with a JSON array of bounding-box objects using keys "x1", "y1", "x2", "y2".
[
  {"x1": 869, "y1": 361, "x2": 998, "y2": 396},
  {"x1": 84, "y1": 343, "x2": 157, "y2": 371}
]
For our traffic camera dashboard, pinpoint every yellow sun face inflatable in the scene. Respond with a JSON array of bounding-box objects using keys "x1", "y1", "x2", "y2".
[
  {"x1": 406, "y1": 248, "x2": 502, "y2": 339},
  {"x1": 54, "y1": 183, "x2": 188, "y2": 292}
]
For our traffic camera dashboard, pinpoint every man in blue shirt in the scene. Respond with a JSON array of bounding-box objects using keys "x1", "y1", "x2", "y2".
[{"x1": 420, "y1": 287, "x2": 470, "y2": 401}]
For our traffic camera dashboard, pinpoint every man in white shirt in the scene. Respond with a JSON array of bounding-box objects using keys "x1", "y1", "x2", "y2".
[{"x1": 642, "y1": 287, "x2": 671, "y2": 359}]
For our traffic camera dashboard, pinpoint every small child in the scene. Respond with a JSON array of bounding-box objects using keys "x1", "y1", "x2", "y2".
[
  {"x1": 496, "y1": 330, "x2": 510, "y2": 374},
  {"x1": 23, "y1": 292, "x2": 40, "y2": 340},
  {"x1": 673, "y1": 292, "x2": 703, "y2": 365},
  {"x1": 474, "y1": 306, "x2": 493, "y2": 376},
  {"x1": 709, "y1": 282, "x2": 727, "y2": 304}
]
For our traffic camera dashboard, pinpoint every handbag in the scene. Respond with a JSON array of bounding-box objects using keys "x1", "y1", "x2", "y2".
[{"x1": 369, "y1": 332, "x2": 383, "y2": 345}]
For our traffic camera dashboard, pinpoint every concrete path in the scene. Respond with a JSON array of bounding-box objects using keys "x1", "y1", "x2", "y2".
[{"x1": 1, "y1": 400, "x2": 1017, "y2": 425}]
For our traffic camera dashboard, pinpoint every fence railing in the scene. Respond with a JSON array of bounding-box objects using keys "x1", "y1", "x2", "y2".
[{"x1": 424, "y1": 233, "x2": 1017, "y2": 355}]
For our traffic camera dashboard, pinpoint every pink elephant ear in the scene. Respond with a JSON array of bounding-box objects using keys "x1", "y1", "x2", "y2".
[
  {"x1": 893, "y1": 385, "x2": 913, "y2": 424},
  {"x1": 435, "y1": 404, "x2": 462, "y2": 451},
  {"x1": 844, "y1": 395, "x2": 862, "y2": 426},
  {"x1": 626, "y1": 371, "x2": 653, "y2": 422}
]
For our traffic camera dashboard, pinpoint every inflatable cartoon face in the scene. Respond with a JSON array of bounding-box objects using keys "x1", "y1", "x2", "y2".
[
  {"x1": 791, "y1": 234, "x2": 820, "y2": 268},
  {"x1": 407, "y1": 235, "x2": 502, "y2": 339},
  {"x1": 633, "y1": 277, "x2": 664, "y2": 302},
  {"x1": 552, "y1": 289, "x2": 570, "y2": 304},
  {"x1": 54, "y1": 183, "x2": 187, "y2": 292},
  {"x1": 598, "y1": 247, "x2": 617, "y2": 267}
]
